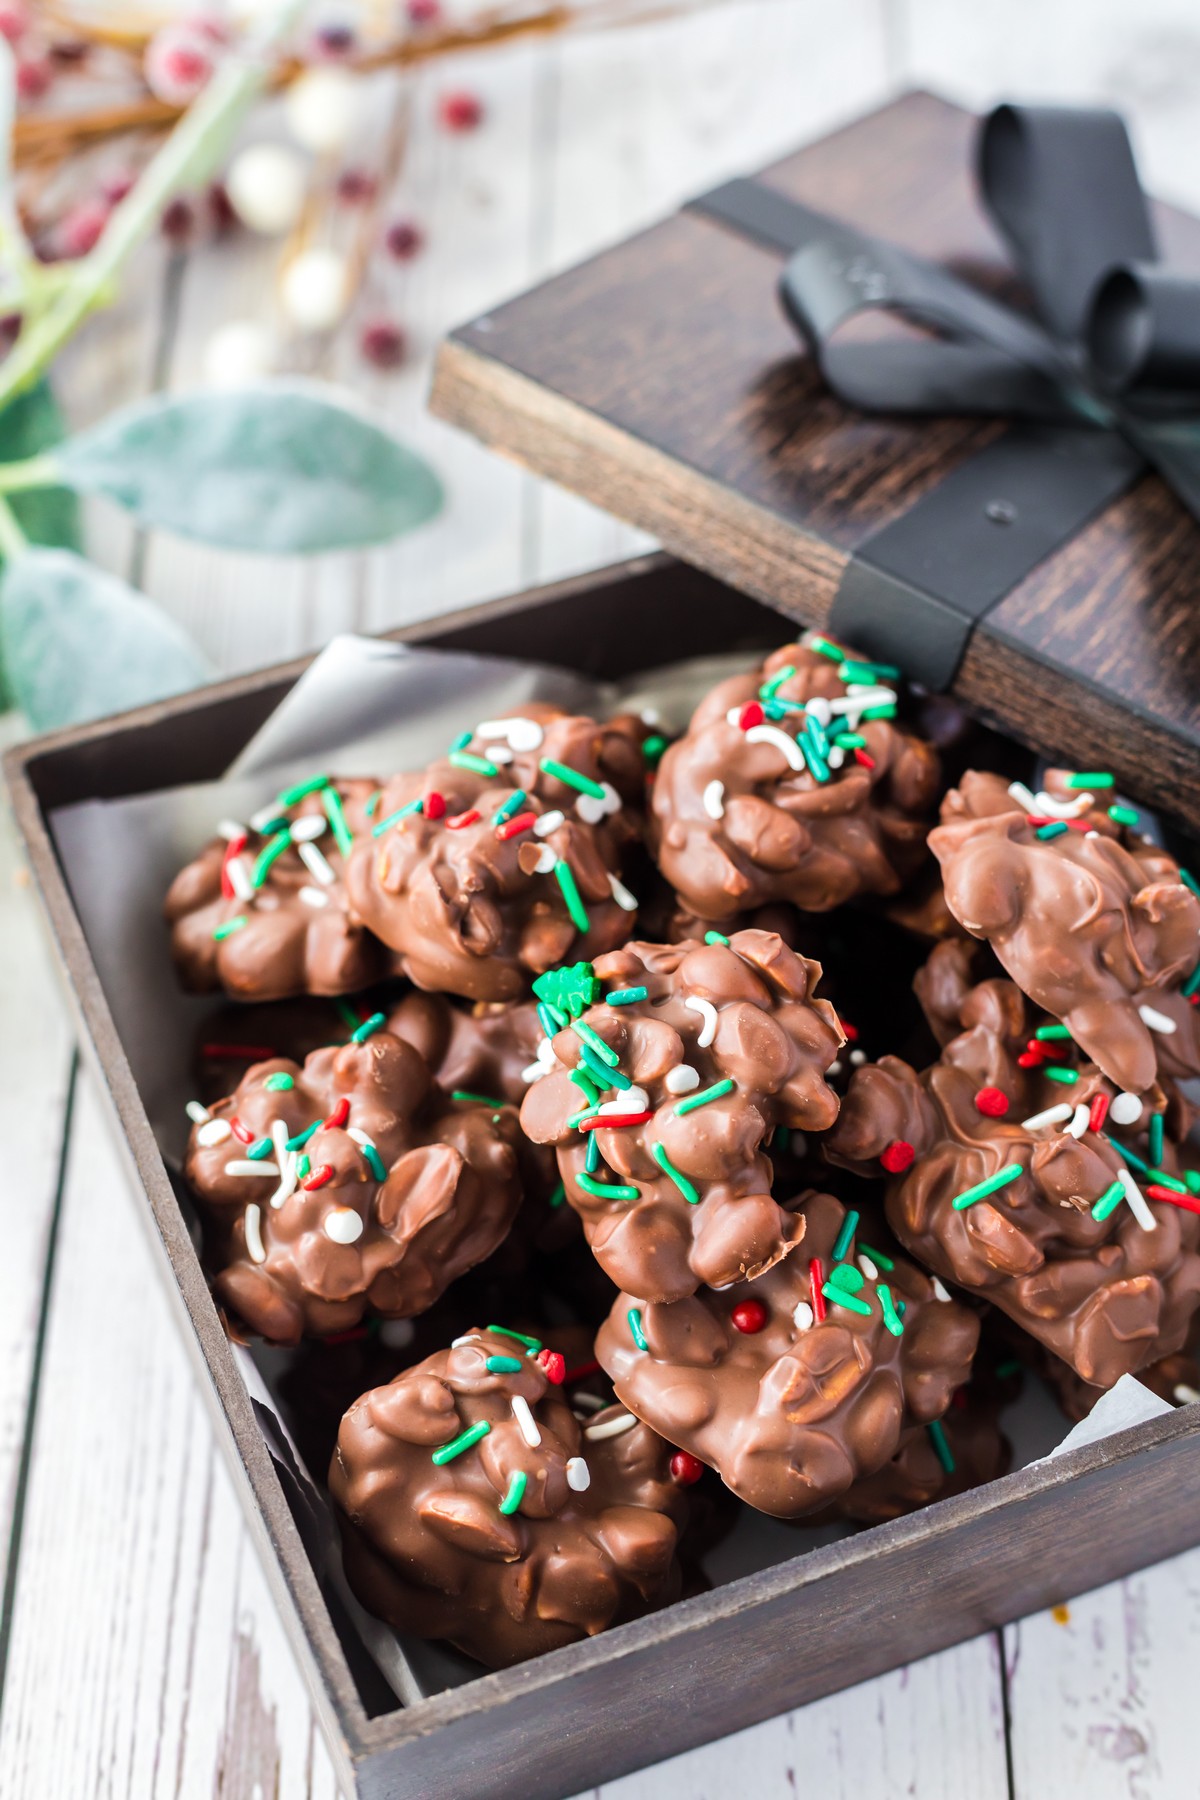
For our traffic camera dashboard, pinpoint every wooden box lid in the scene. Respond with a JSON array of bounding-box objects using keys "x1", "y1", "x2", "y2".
[{"x1": 430, "y1": 91, "x2": 1200, "y2": 833}]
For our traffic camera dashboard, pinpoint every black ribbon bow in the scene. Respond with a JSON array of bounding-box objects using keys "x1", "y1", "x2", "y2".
[{"x1": 777, "y1": 103, "x2": 1200, "y2": 524}]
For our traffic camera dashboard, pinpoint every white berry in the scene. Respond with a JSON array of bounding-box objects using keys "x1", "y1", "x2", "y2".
[
  {"x1": 285, "y1": 67, "x2": 356, "y2": 153},
  {"x1": 281, "y1": 248, "x2": 349, "y2": 331},
  {"x1": 202, "y1": 320, "x2": 275, "y2": 387},
  {"x1": 227, "y1": 143, "x2": 307, "y2": 235}
]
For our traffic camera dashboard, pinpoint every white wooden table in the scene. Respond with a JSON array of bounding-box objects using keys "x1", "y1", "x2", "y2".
[{"x1": 4, "y1": 4, "x2": 1200, "y2": 1792}]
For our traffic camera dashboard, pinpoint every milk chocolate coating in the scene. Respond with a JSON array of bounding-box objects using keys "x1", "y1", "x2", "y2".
[
  {"x1": 329, "y1": 1328, "x2": 686, "y2": 1667},
  {"x1": 596, "y1": 1190, "x2": 979, "y2": 1517},
  {"x1": 520, "y1": 932, "x2": 845, "y2": 1302},
  {"x1": 650, "y1": 638, "x2": 941, "y2": 922},
  {"x1": 929, "y1": 769, "x2": 1200, "y2": 1095},
  {"x1": 185, "y1": 1031, "x2": 522, "y2": 1343},
  {"x1": 826, "y1": 968, "x2": 1200, "y2": 1387},
  {"x1": 344, "y1": 706, "x2": 647, "y2": 1002},
  {"x1": 166, "y1": 779, "x2": 389, "y2": 1002},
  {"x1": 836, "y1": 1376, "x2": 1011, "y2": 1523}
]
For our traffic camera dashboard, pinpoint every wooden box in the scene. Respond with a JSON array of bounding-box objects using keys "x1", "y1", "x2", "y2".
[{"x1": 9, "y1": 554, "x2": 1200, "y2": 1800}]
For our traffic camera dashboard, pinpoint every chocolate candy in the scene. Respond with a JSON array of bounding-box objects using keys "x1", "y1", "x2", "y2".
[
  {"x1": 166, "y1": 777, "x2": 388, "y2": 1001},
  {"x1": 827, "y1": 960, "x2": 1200, "y2": 1387},
  {"x1": 650, "y1": 637, "x2": 940, "y2": 923},
  {"x1": 929, "y1": 768, "x2": 1200, "y2": 1095},
  {"x1": 836, "y1": 1377, "x2": 1010, "y2": 1524},
  {"x1": 595, "y1": 1191, "x2": 979, "y2": 1517},
  {"x1": 329, "y1": 1327, "x2": 687, "y2": 1666},
  {"x1": 185, "y1": 1029, "x2": 522, "y2": 1343},
  {"x1": 520, "y1": 933, "x2": 844, "y2": 1301},
  {"x1": 344, "y1": 706, "x2": 647, "y2": 1002}
]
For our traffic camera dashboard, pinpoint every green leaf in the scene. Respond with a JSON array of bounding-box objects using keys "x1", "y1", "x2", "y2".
[
  {"x1": 0, "y1": 547, "x2": 211, "y2": 731},
  {"x1": 532, "y1": 962, "x2": 601, "y2": 1020},
  {"x1": 0, "y1": 380, "x2": 81, "y2": 553},
  {"x1": 54, "y1": 381, "x2": 443, "y2": 554}
]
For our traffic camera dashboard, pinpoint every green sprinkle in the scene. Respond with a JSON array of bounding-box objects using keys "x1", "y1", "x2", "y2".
[
  {"x1": 451, "y1": 1089, "x2": 505, "y2": 1108},
  {"x1": 499, "y1": 1469, "x2": 527, "y2": 1515},
  {"x1": 704, "y1": 930, "x2": 730, "y2": 946},
  {"x1": 826, "y1": 1262, "x2": 864, "y2": 1293},
  {"x1": 577, "y1": 1171, "x2": 639, "y2": 1202},
  {"x1": 774, "y1": 1126, "x2": 790, "y2": 1153},
  {"x1": 674, "y1": 1077, "x2": 735, "y2": 1118},
  {"x1": 928, "y1": 1420, "x2": 955, "y2": 1474},
  {"x1": 1149, "y1": 1168, "x2": 1186, "y2": 1194},
  {"x1": 213, "y1": 916, "x2": 247, "y2": 941},
  {"x1": 372, "y1": 797, "x2": 423, "y2": 837},
  {"x1": 801, "y1": 730, "x2": 830, "y2": 783},
  {"x1": 537, "y1": 1002, "x2": 566, "y2": 1040},
  {"x1": 858, "y1": 1241, "x2": 894, "y2": 1271},
  {"x1": 1036, "y1": 822, "x2": 1069, "y2": 841},
  {"x1": 449, "y1": 730, "x2": 472, "y2": 752},
  {"x1": 877, "y1": 1284, "x2": 905, "y2": 1336},
  {"x1": 449, "y1": 750, "x2": 499, "y2": 777},
  {"x1": 1182, "y1": 869, "x2": 1200, "y2": 899},
  {"x1": 493, "y1": 789, "x2": 527, "y2": 823},
  {"x1": 641, "y1": 734, "x2": 668, "y2": 765},
  {"x1": 485, "y1": 1355, "x2": 523, "y2": 1374},
  {"x1": 286, "y1": 1120, "x2": 320, "y2": 1152},
  {"x1": 567, "y1": 1107, "x2": 600, "y2": 1130},
  {"x1": 1066, "y1": 772, "x2": 1114, "y2": 788},
  {"x1": 831, "y1": 1210, "x2": 860, "y2": 1264},
  {"x1": 246, "y1": 1136, "x2": 274, "y2": 1161},
  {"x1": 651, "y1": 1142, "x2": 700, "y2": 1204},
  {"x1": 759, "y1": 663, "x2": 796, "y2": 699},
  {"x1": 570, "y1": 1067, "x2": 603, "y2": 1108},
  {"x1": 606, "y1": 986, "x2": 648, "y2": 1006},
  {"x1": 554, "y1": 860, "x2": 591, "y2": 934},
  {"x1": 335, "y1": 1000, "x2": 360, "y2": 1031},
  {"x1": 1034, "y1": 1024, "x2": 1072, "y2": 1041},
  {"x1": 859, "y1": 704, "x2": 897, "y2": 721},
  {"x1": 1187, "y1": 1171, "x2": 1200, "y2": 1198},
  {"x1": 296, "y1": 1153, "x2": 311, "y2": 1180},
  {"x1": 1043, "y1": 1066, "x2": 1078, "y2": 1084},
  {"x1": 1108, "y1": 804, "x2": 1139, "y2": 827},
  {"x1": 432, "y1": 1420, "x2": 491, "y2": 1465},
  {"x1": 1091, "y1": 1177, "x2": 1126, "y2": 1223},
  {"x1": 570, "y1": 1019, "x2": 618, "y2": 1065},
  {"x1": 840, "y1": 660, "x2": 899, "y2": 683},
  {"x1": 585, "y1": 1130, "x2": 600, "y2": 1174},
  {"x1": 364, "y1": 790, "x2": 381, "y2": 817},
  {"x1": 252, "y1": 829, "x2": 292, "y2": 887},
  {"x1": 533, "y1": 963, "x2": 600, "y2": 1018},
  {"x1": 322, "y1": 787, "x2": 354, "y2": 857},
  {"x1": 833, "y1": 731, "x2": 867, "y2": 749},
  {"x1": 764, "y1": 697, "x2": 804, "y2": 720},
  {"x1": 581, "y1": 1046, "x2": 631, "y2": 1090},
  {"x1": 995, "y1": 1358, "x2": 1023, "y2": 1379},
  {"x1": 264, "y1": 1072, "x2": 294, "y2": 1091},
  {"x1": 1150, "y1": 1112, "x2": 1165, "y2": 1167},
  {"x1": 1111, "y1": 1138, "x2": 1149, "y2": 1174},
  {"x1": 628, "y1": 1308, "x2": 648, "y2": 1351},
  {"x1": 1183, "y1": 964, "x2": 1200, "y2": 999},
  {"x1": 487, "y1": 1325, "x2": 542, "y2": 1349},
  {"x1": 539, "y1": 757, "x2": 606, "y2": 799},
  {"x1": 360, "y1": 1142, "x2": 387, "y2": 1182},
  {"x1": 822, "y1": 1282, "x2": 872, "y2": 1316},
  {"x1": 549, "y1": 1179, "x2": 566, "y2": 1209},
  {"x1": 951, "y1": 1163, "x2": 1023, "y2": 1210},
  {"x1": 808, "y1": 635, "x2": 843, "y2": 661},
  {"x1": 351, "y1": 1011, "x2": 386, "y2": 1044},
  {"x1": 276, "y1": 774, "x2": 330, "y2": 808}
]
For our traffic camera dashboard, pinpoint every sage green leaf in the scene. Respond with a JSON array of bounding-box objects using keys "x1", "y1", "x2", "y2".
[
  {"x1": 55, "y1": 381, "x2": 443, "y2": 553},
  {"x1": 0, "y1": 380, "x2": 82, "y2": 553},
  {"x1": 0, "y1": 547, "x2": 211, "y2": 731}
]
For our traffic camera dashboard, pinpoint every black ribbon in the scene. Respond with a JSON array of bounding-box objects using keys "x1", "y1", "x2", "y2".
[{"x1": 775, "y1": 102, "x2": 1200, "y2": 522}]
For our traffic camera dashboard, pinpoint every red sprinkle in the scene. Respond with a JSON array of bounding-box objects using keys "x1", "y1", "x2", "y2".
[
  {"x1": 880, "y1": 1139, "x2": 915, "y2": 1174},
  {"x1": 1026, "y1": 816, "x2": 1091, "y2": 831},
  {"x1": 1089, "y1": 1093, "x2": 1110, "y2": 1133},
  {"x1": 1017, "y1": 1051, "x2": 1044, "y2": 1069},
  {"x1": 809, "y1": 1259, "x2": 826, "y2": 1322},
  {"x1": 322, "y1": 1096, "x2": 350, "y2": 1130},
  {"x1": 302, "y1": 1163, "x2": 334, "y2": 1191},
  {"x1": 447, "y1": 809, "x2": 480, "y2": 830},
  {"x1": 424, "y1": 790, "x2": 446, "y2": 820},
  {"x1": 731, "y1": 1299, "x2": 768, "y2": 1334},
  {"x1": 220, "y1": 831, "x2": 247, "y2": 898},
  {"x1": 202, "y1": 1043, "x2": 277, "y2": 1061},
  {"x1": 230, "y1": 1118, "x2": 254, "y2": 1144},
  {"x1": 563, "y1": 1359, "x2": 601, "y2": 1384},
  {"x1": 975, "y1": 1086, "x2": 1009, "y2": 1118},
  {"x1": 839, "y1": 1019, "x2": 859, "y2": 1043},
  {"x1": 536, "y1": 1349, "x2": 566, "y2": 1384},
  {"x1": 496, "y1": 810, "x2": 537, "y2": 841},
  {"x1": 854, "y1": 747, "x2": 876, "y2": 770},
  {"x1": 578, "y1": 1112, "x2": 653, "y2": 1130},
  {"x1": 323, "y1": 1326, "x2": 370, "y2": 1346},
  {"x1": 670, "y1": 1451, "x2": 705, "y2": 1485},
  {"x1": 737, "y1": 701, "x2": 765, "y2": 730},
  {"x1": 1147, "y1": 1186, "x2": 1200, "y2": 1213}
]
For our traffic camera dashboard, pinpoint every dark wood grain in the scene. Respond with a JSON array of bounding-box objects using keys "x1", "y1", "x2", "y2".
[{"x1": 430, "y1": 90, "x2": 1200, "y2": 834}]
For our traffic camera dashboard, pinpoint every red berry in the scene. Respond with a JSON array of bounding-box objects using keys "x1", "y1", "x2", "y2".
[
  {"x1": 731, "y1": 1298, "x2": 768, "y2": 1334},
  {"x1": 736, "y1": 701, "x2": 764, "y2": 730},
  {"x1": 438, "y1": 89, "x2": 484, "y2": 132},
  {"x1": 360, "y1": 318, "x2": 407, "y2": 369},
  {"x1": 15, "y1": 55, "x2": 51, "y2": 98},
  {"x1": 536, "y1": 1349, "x2": 565, "y2": 1385},
  {"x1": 160, "y1": 197, "x2": 197, "y2": 244},
  {"x1": 100, "y1": 171, "x2": 136, "y2": 207},
  {"x1": 0, "y1": 3, "x2": 25, "y2": 42},
  {"x1": 58, "y1": 201, "x2": 108, "y2": 258},
  {"x1": 208, "y1": 180, "x2": 237, "y2": 234},
  {"x1": 880, "y1": 1139, "x2": 915, "y2": 1175},
  {"x1": 337, "y1": 167, "x2": 377, "y2": 205},
  {"x1": 49, "y1": 38, "x2": 89, "y2": 67},
  {"x1": 407, "y1": 0, "x2": 441, "y2": 23},
  {"x1": 384, "y1": 216, "x2": 423, "y2": 260},
  {"x1": 670, "y1": 1451, "x2": 704, "y2": 1485},
  {"x1": 312, "y1": 21, "x2": 356, "y2": 57},
  {"x1": 144, "y1": 23, "x2": 218, "y2": 106},
  {"x1": 975, "y1": 1086, "x2": 1009, "y2": 1118},
  {"x1": 424, "y1": 790, "x2": 446, "y2": 820}
]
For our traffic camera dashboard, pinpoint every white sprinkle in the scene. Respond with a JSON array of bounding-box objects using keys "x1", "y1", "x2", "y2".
[
  {"x1": 576, "y1": 792, "x2": 606, "y2": 824},
  {"x1": 849, "y1": 1048, "x2": 866, "y2": 1066},
  {"x1": 451, "y1": 1334, "x2": 483, "y2": 1350},
  {"x1": 640, "y1": 707, "x2": 662, "y2": 727},
  {"x1": 828, "y1": 1059, "x2": 844, "y2": 1078},
  {"x1": 599, "y1": 1087, "x2": 649, "y2": 1113},
  {"x1": 217, "y1": 818, "x2": 247, "y2": 841},
  {"x1": 584, "y1": 1412, "x2": 639, "y2": 1441},
  {"x1": 1033, "y1": 790, "x2": 1093, "y2": 819},
  {"x1": 665, "y1": 1064, "x2": 701, "y2": 1095},
  {"x1": 702, "y1": 780, "x2": 725, "y2": 820},
  {"x1": 685, "y1": 996, "x2": 718, "y2": 1048},
  {"x1": 523, "y1": 1039, "x2": 561, "y2": 1084},
  {"x1": 324, "y1": 1207, "x2": 364, "y2": 1245},
  {"x1": 197, "y1": 1117, "x2": 232, "y2": 1148},
  {"x1": 858, "y1": 1253, "x2": 878, "y2": 1281},
  {"x1": 511, "y1": 1395, "x2": 541, "y2": 1448},
  {"x1": 571, "y1": 1392, "x2": 605, "y2": 1413},
  {"x1": 226, "y1": 1158, "x2": 278, "y2": 1177},
  {"x1": 186, "y1": 1100, "x2": 211, "y2": 1125},
  {"x1": 530, "y1": 843, "x2": 558, "y2": 873},
  {"x1": 269, "y1": 1121, "x2": 297, "y2": 1207},
  {"x1": 806, "y1": 696, "x2": 832, "y2": 727},
  {"x1": 1007, "y1": 781, "x2": 1038, "y2": 813},
  {"x1": 566, "y1": 1456, "x2": 591, "y2": 1491},
  {"x1": 828, "y1": 686, "x2": 895, "y2": 720},
  {"x1": 489, "y1": 745, "x2": 514, "y2": 765},
  {"x1": 1174, "y1": 1383, "x2": 1200, "y2": 1406},
  {"x1": 931, "y1": 1277, "x2": 952, "y2": 1302},
  {"x1": 845, "y1": 683, "x2": 898, "y2": 704},
  {"x1": 298, "y1": 886, "x2": 329, "y2": 909},
  {"x1": 1139, "y1": 1004, "x2": 1177, "y2": 1035},
  {"x1": 746, "y1": 724, "x2": 806, "y2": 770},
  {"x1": 792, "y1": 1299, "x2": 814, "y2": 1332},
  {"x1": 827, "y1": 746, "x2": 845, "y2": 770},
  {"x1": 608, "y1": 872, "x2": 638, "y2": 912},
  {"x1": 476, "y1": 716, "x2": 544, "y2": 752},
  {"x1": 534, "y1": 810, "x2": 565, "y2": 837},
  {"x1": 226, "y1": 856, "x2": 253, "y2": 901},
  {"x1": 378, "y1": 1319, "x2": 415, "y2": 1348},
  {"x1": 299, "y1": 840, "x2": 337, "y2": 886},
  {"x1": 290, "y1": 814, "x2": 327, "y2": 842},
  {"x1": 1118, "y1": 1167, "x2": 1156, "y2": 1231},
  {"x1": 1020, "y1": 1103, "x2": 1074, "y2": 1132},
  {"x1": 346, "y1": 1126, "x2": 375, "y2": 1148},
  {"x1": 726, "y1": 705, "x2": 746, "y2": 729},
  {"x1": 250, "y1": 801, "x2": 284, "y2": 832},
  {"x1": 244, "y1": 1203, "x2": 266, "y2": 1263},
  {"x1": 1110, "y1": 1091, "x2": 1143, "y2": 1126},
  {"x1": 1066, "y1": 1103, "x2": 1091, "y2": 1140}
]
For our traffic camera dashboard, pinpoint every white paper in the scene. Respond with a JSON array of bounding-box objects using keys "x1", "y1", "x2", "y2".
[{"x1": 1033, "y1": 1373, "x2": 1173, "y2": 1464}]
